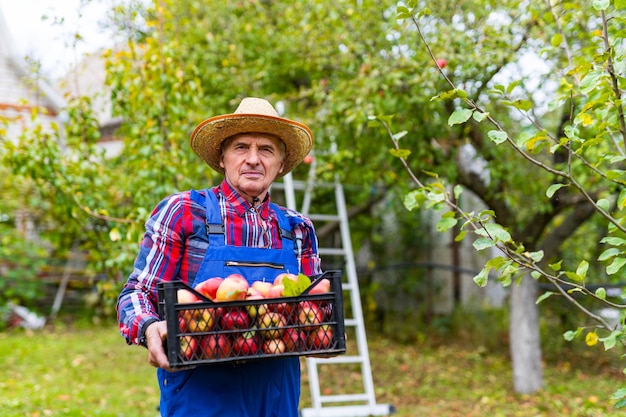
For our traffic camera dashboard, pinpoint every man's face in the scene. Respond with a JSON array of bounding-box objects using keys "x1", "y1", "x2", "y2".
[{"x1": 220, "y1": 133, "x2": 285, "y2": 201}]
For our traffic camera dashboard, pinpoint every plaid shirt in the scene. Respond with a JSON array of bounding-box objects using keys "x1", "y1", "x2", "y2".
[{"x1": 117, "y1": 180, "x2": 322, "y2": 345}]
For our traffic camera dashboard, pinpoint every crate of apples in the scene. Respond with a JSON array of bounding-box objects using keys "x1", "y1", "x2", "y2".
[{"x1": 157, "y1": 270, "x2": 346, "y2": 367}]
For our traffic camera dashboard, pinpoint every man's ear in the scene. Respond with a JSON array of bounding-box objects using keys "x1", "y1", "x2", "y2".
[{"x1": 219, "y1": 156, "x2": 225, "y2": 169}]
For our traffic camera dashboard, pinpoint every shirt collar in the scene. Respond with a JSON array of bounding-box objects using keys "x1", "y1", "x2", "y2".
[{"x1": 218, "y1": 179, "x2": 272, "y2": 219}]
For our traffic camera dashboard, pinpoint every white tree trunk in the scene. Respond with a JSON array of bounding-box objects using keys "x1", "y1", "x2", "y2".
[{"x1": 509, "y1": 274, "x2": 543, "y2": 393}]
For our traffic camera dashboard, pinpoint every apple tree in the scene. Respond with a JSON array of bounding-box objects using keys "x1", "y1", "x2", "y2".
[{"x1": 377, "y1": 0, "x2": 626, "y2": 398}]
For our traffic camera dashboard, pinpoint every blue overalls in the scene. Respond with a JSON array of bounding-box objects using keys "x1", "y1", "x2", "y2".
[{"x1": 157, "y1": 189, "x2": 303, "y2": 417}]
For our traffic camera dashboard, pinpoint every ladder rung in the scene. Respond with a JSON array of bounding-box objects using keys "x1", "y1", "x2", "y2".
[
  {"x1": 308, "y1": 214, "x2": 341, "y2": 222},
  {"x1": 343, "y1": 318, "x2": 359, "y2": 327},
  {"x1": 318, "y1": 248, "x2": 347, "y2": 256},
  {"x1": 309, "y1": 355, "x2": 366, "y2": 364},
  {"x1": 319, "y1": 393, "x2": 370, "y2": 403},
  {"x1": 300, "y1": 404, "x2": 395, "y2": 417}
]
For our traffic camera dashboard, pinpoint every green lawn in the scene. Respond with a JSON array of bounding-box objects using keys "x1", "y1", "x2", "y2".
[{"x1": 0, "y1": 322, "x2": 624, "y2": 417}]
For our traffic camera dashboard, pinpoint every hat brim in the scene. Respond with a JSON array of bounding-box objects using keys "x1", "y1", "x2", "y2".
[{"x1": 190, "y1": 114, "x2": 313, "y2": 178}]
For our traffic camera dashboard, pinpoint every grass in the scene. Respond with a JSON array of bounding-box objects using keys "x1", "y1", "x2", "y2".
[{"x1": 0, "y1": 321, "x2": 625, "y2": 417}]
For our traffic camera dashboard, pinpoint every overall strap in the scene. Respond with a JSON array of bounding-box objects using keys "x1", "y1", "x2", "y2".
[
  {"x1": 190, "y1": 189, "x2": 295, "y2": 243},
  {"x1": 270, "y1": 202, "x2": 295, "y2": 241},
  {"x1": 190, "y1": 189, "x2": 224, "y2": 238}
]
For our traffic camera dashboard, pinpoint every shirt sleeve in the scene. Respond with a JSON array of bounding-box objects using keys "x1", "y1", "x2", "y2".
[{"x1": 116, "y1": 193, "x2": 186, "y2": 345}]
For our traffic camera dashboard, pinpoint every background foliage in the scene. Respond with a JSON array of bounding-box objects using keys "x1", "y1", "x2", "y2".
[{"x1": 0, "y1": 0, "x2": 625, "y2": 401}]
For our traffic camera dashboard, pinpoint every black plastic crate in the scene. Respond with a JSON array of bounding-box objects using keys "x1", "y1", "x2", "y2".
[{"x1": 157, "y1": 270, "x2": 346, "y2": 367}]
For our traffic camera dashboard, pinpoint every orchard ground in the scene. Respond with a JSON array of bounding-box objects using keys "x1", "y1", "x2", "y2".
[{"x1": 0, "y1": 319, "x2": 624, "y2": 417}]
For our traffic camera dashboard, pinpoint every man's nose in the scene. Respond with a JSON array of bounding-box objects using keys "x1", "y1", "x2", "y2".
[{"x1": 246, "y1": 147, "x2": 260, "y2": 164}]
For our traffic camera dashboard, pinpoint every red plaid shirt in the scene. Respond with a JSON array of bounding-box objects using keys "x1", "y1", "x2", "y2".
[{"x1": 117, "y1": 180, "x2": 322, "y2": 345}]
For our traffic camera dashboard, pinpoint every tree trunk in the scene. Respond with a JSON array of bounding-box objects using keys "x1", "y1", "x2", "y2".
[{"x1": 509, "y1": 274, "x2": 543, "y2": 393}]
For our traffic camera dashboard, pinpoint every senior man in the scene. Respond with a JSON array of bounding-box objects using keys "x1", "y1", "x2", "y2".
[{"x1": 117, "y1": 97, "x2": 322, "y2": 417}]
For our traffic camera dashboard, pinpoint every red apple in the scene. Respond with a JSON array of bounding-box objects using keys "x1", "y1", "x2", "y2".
[
  {"x1": 188, "y1": 308, "x2": 215, "y2": 332},
  {"x1": 194, "y1": 277, "x2": 224, "y2": 300},
  {"x1": 246, "y1": 287, "x2": 264, "y2": 298},
  {"x1": 179, "y1": 335, "x2": 198, "y2": 360},
  {"x1": 245, "y1": 294, "x2": 268, "y2": 320},
  {"x1": 303, "y1": 155, "x2": 314, "y2": 164},
  {"x1": 251, "y1": 280, "x2": 273, "y2": 297},
  {"x1": 308, "y1": 278, "x2": 331, "y2": 295},
  {"x1": 265, "y1": 283, "x2": 291, "y2": 315},
  {"x1": 298, "y1": 301, "x2": 324, "y2": 331},
  {"x1": 273, "y1": 273, "x2": 299, "y2": 286},
  {"x1": 283, "y1": 327, "x2": 306, "y2": 352},
  {"x1": 266, "y1": 284, "x2": 284, "y2": 298},
  {"x1": 258, "y1": 311, "x2": 287, "y2": 339},
  {"x1": 307, "y1": 324, "x2": 334, "y2": 350},
  {"x1": 232, "y1": 331, "x2": 260, "y2": 356},
  {"x1": 262, "y1": 338, "x2": 286, "y2": 355},
  {"x1": 436, "y1": 58, "x2": 447, "y2": 68},
  {"x1": 200, "y1": 333, "x2": 231, "y2": 359},
  {"x1": 177, "y1": 289, "x2": 200, "y2": 304},
  {"x1": 215, "y1": 275, "x2": 249, "y2": 301},
  {"x1": 220, "y1": 308, "x2": 251, "y2": 331}
]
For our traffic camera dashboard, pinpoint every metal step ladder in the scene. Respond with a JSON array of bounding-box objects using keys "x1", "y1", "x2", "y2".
[{"x1": 275, "y1": 158, "x2": 394, "y2": 417}]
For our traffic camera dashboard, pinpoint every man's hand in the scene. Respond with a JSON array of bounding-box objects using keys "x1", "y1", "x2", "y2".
[{"x1": 144, "y1": 320, "x2": 172, "y2": 371}]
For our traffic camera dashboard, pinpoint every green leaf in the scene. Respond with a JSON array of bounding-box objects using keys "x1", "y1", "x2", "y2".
[
  {"x1": 546, "y1": 183, "x2": 567, "y2": 198},
  {"x1": 404, "y1": 190, "x2": 425, "y2": 211},
  {"x1": 611, "y1": 388, "x2": 626, "y2": 401},
  {"x1": 549, "y1": 260, "x2": 562, "y2": 271},
  {"x1": 487, "y1": 130, "x2": 508, "y2": 144},
  {"x1": 527, "y1": 250, "x2": 544, "y2": 262},
  {"x1": 592, "y1": 0, "x2": 610, "y2": 10},
  {"x1": 473, "y1": 237, "x2": 495, "y2": 251},
  {"x1": 599, "y1": 330, "x2": 620, "y2": 350},
  {"x1": 393, "y1": 131, "x2": 408, "y2": 141},
  {"x1": 598, "y1": 247, "x2": 621, "y2": 261},
  {"x1": 436, "y1": 215, "x2": 458, "y2": 233},
  {"x1": 389, "y1": 148, "x2": 411, "y2": 159},
  {"x1": 595, "y1": 287, "x2": 606, "y2": 300},
  {"x1": 431, "y1": 89, "x2": 461, "y2": 101},
  {"x1": 618, "y1": 189, "x2": 626, "y2": 209},
  {"x1": 551, "y1": 33, "x2": 563, "y2": 47},
  {"x1": 283, "y1": 273, "x2": 312, "y2": 297},
  {"x1": 510, "y1": 99, "x2": 533, "y2": 111},
  {"x1": 600, "y1": 236, "x2": 626, "y2": 246},
  {"x1": 607, "y1": 257, "x2": 626, "y2": 275},
  {"x1": 484, "y1": 223, "x2": 512, "y2": 242},
  {"x1": 396, "y1": 6, "x2": 412, "y2": 19},
  {"x1": 453, "y1": 184, "x2": 463, "y2": 200},
  {"x1": 454, "y1": 230, "x2": 467, "y2": 242},
  {"x1": 563, "y1": 328, "x2": 582, "y2": 341},
  {"x1": 580, "y1": 71, "x2": 603, "y2": 95},
  {"x1": 473, "y1": 268, "x2": 489, "y2": 287},
  {"x1": 472, "y1": 111, "x2": 489, "y2": 122},
  {"x1": 597, "y1": 198, "x2": 610, "y2": 212},
  {"x1": 576, "y1": 260, "x2": 589, "y2": 279},
  {"x1": 536, "y1": 291, "x2": 554, "y2": 304},
  {"x1": 448, "y1": 108, "x2": 473, "y2": 126},
  {"x1": 616, "y1": 0, "x2": 626, "y2": 9}
]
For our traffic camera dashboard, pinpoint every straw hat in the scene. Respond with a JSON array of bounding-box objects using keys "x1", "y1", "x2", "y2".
[{"x1": 190, "y1": 97, "x2": 313, "y2": 177}]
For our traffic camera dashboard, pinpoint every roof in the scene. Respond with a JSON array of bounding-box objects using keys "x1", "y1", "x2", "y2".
[{"x1": 0, "y1": 5, "x2": 66, "y2": 114}]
